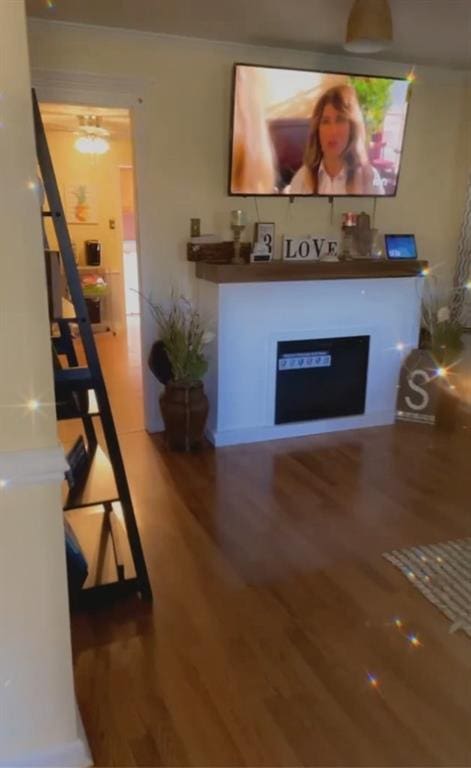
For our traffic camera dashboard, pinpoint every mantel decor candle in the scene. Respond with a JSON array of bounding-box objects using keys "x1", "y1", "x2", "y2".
[{"x1": 230, "y1": 209, "x2": 247, "y2": 264}]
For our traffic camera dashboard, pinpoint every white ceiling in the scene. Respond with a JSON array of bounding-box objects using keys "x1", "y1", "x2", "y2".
[
  {"x1": 26, "y1": 0, "x2": 471, "y2": 69},
  {"x1": 40, "y1": 103, "x2": 131, "y2": 138}
]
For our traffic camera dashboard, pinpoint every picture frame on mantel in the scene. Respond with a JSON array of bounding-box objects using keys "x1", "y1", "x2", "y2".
[{"x1": 254, "y1": 222, "x2": 275, "y2": 260}]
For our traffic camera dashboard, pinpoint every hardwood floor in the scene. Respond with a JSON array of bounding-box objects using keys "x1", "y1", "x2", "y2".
[{"x1": 70, "y1": 321, "x2": 471, "y2": 767}]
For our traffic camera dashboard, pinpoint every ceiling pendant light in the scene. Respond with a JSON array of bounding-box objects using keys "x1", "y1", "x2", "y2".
[
  {"x1": 74, "y1": 115, "x2": 110, "y2": 155},
  {"x1": 74, "y1": 135, "x2": 110, "y2": 155},
  {"x1": 344, "y1": 0, "x2": 393, "y2": 54}
]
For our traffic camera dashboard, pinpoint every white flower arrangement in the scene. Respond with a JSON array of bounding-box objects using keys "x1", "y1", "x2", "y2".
[
  {"x1": 421, "y1": 283, "x2": 463, "y2": 366},
  {"x1": 437, "y1": 306, "x2": 451, "y2": 323}
]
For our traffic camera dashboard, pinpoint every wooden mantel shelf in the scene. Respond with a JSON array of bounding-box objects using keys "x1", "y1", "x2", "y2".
[{"x1": 195, "y1": 259, "x2": 428, "y2": 284}]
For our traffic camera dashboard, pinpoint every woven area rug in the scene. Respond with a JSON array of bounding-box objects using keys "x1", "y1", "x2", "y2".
[{"x1": 383, "y1": 538, "x2": 471, "y2": 637}]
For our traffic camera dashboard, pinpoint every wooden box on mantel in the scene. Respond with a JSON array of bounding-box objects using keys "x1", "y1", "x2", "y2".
[{"x1": 187, "y1": 241, "x2": 251, "y2": 264}]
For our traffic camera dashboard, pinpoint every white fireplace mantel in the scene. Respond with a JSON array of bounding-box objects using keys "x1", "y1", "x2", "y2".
[{"x1": 196, "y1": 261, "x2": 425, "y2": 447}]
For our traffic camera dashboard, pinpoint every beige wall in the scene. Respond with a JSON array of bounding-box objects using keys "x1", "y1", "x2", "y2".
[
  {"x1": 0, "y1": 3, "x2": 80, "y2": 764},
  {"x1": 0, "y1": 484, "x2": 78, "y2": 762},
  {"x1": 43, "y1": 128, "x2": 132, "y2": 271},
  {"x1": 0, "y1": 19, "x2": 57, "y2": 453},
  {"x1": 27, "y1": 20, "x2": 471, "y2": 429}
]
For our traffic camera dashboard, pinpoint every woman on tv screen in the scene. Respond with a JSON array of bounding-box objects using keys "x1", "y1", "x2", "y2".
[
  {"x1": 229, "y1": 65, "x2": 410, "y2": 197},
  {"x1": 287, "y1": 85, "x2": 384, "y2": 196}
]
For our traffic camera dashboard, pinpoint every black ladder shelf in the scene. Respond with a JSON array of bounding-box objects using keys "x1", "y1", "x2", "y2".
[{"x1": 32, "y1": 89, "x2": 152, "y2": 607}]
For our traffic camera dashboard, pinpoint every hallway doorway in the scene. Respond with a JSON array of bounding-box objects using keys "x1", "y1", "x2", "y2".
[{"x1": 39, "y1": 101, "x2": 144, "y2": 431}]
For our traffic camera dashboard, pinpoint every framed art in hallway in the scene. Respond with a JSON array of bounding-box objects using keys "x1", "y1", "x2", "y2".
[{"x1": 65, "y1": 182, "x2": 98, "y2": 224}]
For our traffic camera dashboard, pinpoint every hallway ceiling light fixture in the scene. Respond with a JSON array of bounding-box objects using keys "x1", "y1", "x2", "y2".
[
  {"x1": 344, "y1": 0, "x2": 393, "y2": 54},
  {"x1": 74, "y1": 115, "x2": 110, "y2": 155}
]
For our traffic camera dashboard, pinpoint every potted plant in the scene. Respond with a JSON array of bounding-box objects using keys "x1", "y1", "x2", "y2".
[
  {"x1": 145, "y1": 295, "x2": 213, "y2": 450},
  {"x1": 420, "y1": 285, "x2": 464, "y2": 431}
]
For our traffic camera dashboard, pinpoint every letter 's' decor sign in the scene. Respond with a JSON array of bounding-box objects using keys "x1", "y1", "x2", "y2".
[{"x1": 396, "y1": 350, "x2": 438, "y2": 425}]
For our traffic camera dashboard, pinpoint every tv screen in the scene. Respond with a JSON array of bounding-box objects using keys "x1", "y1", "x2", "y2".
[{"x1": 229, "y1": 64, "x2": 411, "y2": 197}]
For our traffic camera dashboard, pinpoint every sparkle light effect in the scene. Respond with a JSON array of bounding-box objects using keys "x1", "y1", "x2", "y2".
[
  {"x1": 0, "y1": 479, "x2": 7, "y2": 489},
  {"x1": 421, "y1": 267, "x2": 430, "y2": 277},
  {"x1": 430, "y1": 354, "x2": 461, "y2": 382},
  {"x1": 365, "y1": 617, "x2": 427, "y2": 696},
  {"x1": 395, "y1": 342, "x2": 406, "y2": 352},
  {"x1": 367, "y1": 672, "x2": 379, "y2": 689},
  {"x1": 27, "y1": 180, "x2": 37, "y2": 191},
  {"x1": 406, "y1": 67, "x2": 417, "y2": 84},
  {"x1": 0, "y1": 395, "x2": 54, "y2": 413}
]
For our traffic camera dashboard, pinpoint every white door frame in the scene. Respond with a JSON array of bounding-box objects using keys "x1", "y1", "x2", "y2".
[
  {"x1": 31, "y1": 67, "x2": 158, "y2": 432},
  {"x1": 118, "y1": 164, "x2": 141, "y2": 316}
]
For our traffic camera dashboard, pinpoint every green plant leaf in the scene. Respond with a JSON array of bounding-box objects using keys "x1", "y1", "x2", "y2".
[{"x1": 141, "y1": 293, "x2": 212, "y2": 384}]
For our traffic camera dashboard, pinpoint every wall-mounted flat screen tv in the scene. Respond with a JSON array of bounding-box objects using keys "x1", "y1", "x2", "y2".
[{"x1": 229, "y1": 63, "x2": 411, "y2": 197}]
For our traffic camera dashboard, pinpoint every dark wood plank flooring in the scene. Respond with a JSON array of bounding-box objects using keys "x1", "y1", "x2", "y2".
[{"x1": 69, "y1": 323, "x2": 471, "y2": 767}]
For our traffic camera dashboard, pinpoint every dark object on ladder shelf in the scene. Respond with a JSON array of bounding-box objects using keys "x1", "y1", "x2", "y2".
[
  {"x1": 33, "y1": 89, "x2": 152, "y2": 608},
  {"x1": 65, "y1": 519, "x2": 89, "y2": 597}
]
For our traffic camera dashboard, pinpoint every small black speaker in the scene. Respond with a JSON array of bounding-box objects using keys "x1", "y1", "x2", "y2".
[{"x1": 85, "y1": 239, "x2": 101, "y2": 266}]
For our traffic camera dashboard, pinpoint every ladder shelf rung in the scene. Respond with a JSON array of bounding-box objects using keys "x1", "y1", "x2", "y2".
[
  {"x1": 56, "y1": 389, "x2": 99, "y2": 421},
  {"x1": 52, "y1": 317, "x2": 86, "y2": 324},
  {"x1": 63, "y1": 445, "x2": 119, "y2": 512},
  {"x1": 55, "y1": 367, "x2": 93, "y2": 388},
  {"x1": 65, "y1": 503, "x2": 137, "y2": 607},
  {"x1": 69, "y1": 578, "x2": 140, "y2": 609}
]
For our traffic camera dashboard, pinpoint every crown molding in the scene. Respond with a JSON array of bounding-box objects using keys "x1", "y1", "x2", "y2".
[
  {"x1": 31, "y1": 66, "x2": 152, "y2": 104},
  {"x1": 27, "y1": 17, "x2": 471, "y2": 79}
]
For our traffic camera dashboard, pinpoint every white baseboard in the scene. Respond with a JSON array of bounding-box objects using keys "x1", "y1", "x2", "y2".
[
  {"x1": 207, "y1": 410, "x2": 394, "y2": 447},
  {"x1": 76, "y1": 708, "x2": 93, "y2": 767},
  {"x1": 145, "y1": 412, "x2": 164, "y2": 433},
  {"x1": 2, "y1": 707, "x2": 92, "y2": 768},
  {"x1": 1, "y1": 737, "x2": 91, "y2": 768}
]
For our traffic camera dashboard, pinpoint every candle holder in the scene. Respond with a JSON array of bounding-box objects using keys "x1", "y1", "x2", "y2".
[
  {"x1": 231, "y1": 223, "x2": 246, "y2": 264},
  {"x1": 230, "y1": 210, "x2": 247, "y2": 265}
]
